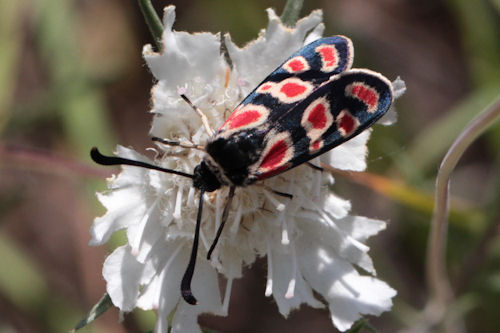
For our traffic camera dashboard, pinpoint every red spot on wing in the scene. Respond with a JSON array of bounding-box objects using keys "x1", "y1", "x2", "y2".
[
  {"x1": 260, "y1": 84, "x2": 272, "y2": 91},
  {"x1": 316, "y1": 45, "x2": 338, "y2": 70},
  {"x1": 283, "y1": 56, "x2": 309, "y2": 73},
  {"x1": 339, "y1": 114, "x2": 355, "y2": 134},
  {"x1": 219, "y1": 104, "x2": 270, "y2": 132},
  {"x1": 280, "y1": 82, "x2": 307, "y2": 98},
  {"x1": 350, "y1": 84, "x2": 378, "y2": 111},
  {"x1": 307, "y1": 103, "x2": 327, "y2": 129},
  {"x1": 288, "y1": 59, "x2": 305, "y2": 71},
  {"x1": 319, "y1": 47, "x2": 335, "y2": 63},
  {"x1": 336, "y1": 110, "x2": 359, "y2": 136},
  {"x1": 309, "y1": 139, "x2": 324, "y2": 153},
  {"x1": 260, "y1": 140, "x2": 288, "y2": 170},
  {"x1": 227, "y1": 110, "x2": 262, "y2": 130}
]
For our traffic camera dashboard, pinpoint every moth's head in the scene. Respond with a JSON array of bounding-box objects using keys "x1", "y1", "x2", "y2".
[{"x1": 192, "y1": 161, "x2": 222, "y2": 192}]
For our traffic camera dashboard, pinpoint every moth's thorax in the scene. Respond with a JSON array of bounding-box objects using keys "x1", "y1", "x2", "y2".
[
  {"x1": 202, "y1": 155, "x2": 231, "y2": 186},
  {"x1": 205, "y1": 129, "x2": 265, "y2": 186}
]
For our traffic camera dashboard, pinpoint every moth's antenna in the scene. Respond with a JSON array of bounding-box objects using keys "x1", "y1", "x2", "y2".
[
  {"x1": 90, "y1": 147, "x2": 194, "y2": 179},
  {"x1": 180, "y1": 94, "x2": 214, "y2": 136},
  {"x1": 151, "y1": 137, "x2": 205, "y2": 151},
  {"x1": 181, "y1": 190, "x2": 205, "y2": 305},
  {"x1": 207, "y1": 186, "x2": 236, "y2": 260}
]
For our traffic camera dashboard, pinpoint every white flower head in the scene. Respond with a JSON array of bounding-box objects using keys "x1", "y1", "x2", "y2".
[{"x1": 91, "y1": 6, "x2": 404, "y2": 332}]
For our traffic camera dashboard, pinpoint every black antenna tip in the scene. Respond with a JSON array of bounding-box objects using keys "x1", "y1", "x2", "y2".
[
  {"x1": 90, "y1": 147, "x2": 115, "y2": 166},
  {"x1": 180, "y1": 191, "x2": 205, "y2": 306},
  {"x1": 90, "y1": 147, "x2": 103, "y2": 164},
  {"x1": 181, "y1": 289, "x2": 198, "y2": 305}
]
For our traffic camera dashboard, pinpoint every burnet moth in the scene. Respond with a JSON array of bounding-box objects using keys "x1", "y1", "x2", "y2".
[{"x1": 91, "y1": 36, "x2": 394, "y2": 305}]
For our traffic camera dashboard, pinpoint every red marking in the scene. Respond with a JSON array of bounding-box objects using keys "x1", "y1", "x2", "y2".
[
  {"x1": 280, "y1": 82, "x2": 307, "y2": 98},
  {"x1": 312, "y1": 140, "x2": 321, "y2": 150},
  {"x1": 339, "y1": 113, "x2": 356, "y2": 135},
  {"x1": 227, "y1": 110, "x2": 262, "y2": 129},
  {"x1": 307, "y1": 103, "x2": 327, "y2": 129},
  {"x1": 260, "y1": 84, "x2": 272, "y2": 91},
  {"x1": 351, "y1": 84, "x2": 378, "y2": 109},
  {"x1": 318, "y1": 46, "x2": 337, "y2": 67},
  {"x1": 260, "y1": 140, "x2": 288, "y2": 170},
  {"x1": 258, "y1": 165, "x2": 289, "y2": 180},
  {"x1": 219, "y1": 106, "x2": 239, "y2": 130},
  {"x1": 288, "y1": 59, "x2": 305, "y2": 72}
]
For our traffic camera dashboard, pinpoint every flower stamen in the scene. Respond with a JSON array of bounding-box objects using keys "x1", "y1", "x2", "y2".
[
  {"x1": 285, "y1": 241, "x2": 298, "y2": 299},
  {"x1": 229, "y1": 204, "x2": 242, "y2": 240},
  {"x1": 265, "y1": 237, "x2": 274, "y2": 297},
  {"x1": 173, "y1": 185, "x2": 184, "y2": 220},
  {"x1": 263, "y1": 190, "x2": 286, "y2": 211}
]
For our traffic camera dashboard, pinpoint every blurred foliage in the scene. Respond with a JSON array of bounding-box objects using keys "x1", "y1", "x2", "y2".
[{"x1": 1, "y1": 0, "x2": 500, "y2": 332}]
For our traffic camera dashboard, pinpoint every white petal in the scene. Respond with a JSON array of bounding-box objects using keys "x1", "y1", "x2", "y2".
[
  {"x1": 297, "y1": 239, "x2": 396, "y2": 332},
  {"x1": 136, "y1": 273, "x2": 161, "y2": 310},
  {"x1": 322, "y1": 130, "x2": 371, "y2": 171},
  {"x1": 268, "y1": 240, "x2": 324, "y2": 315},
  {"x1": 127, "y1": 196, "x2": 163, "y2": 261},
  {"x1": 137, "y1": 239, "x2": 184, "y2": 311},
  {"x1": 322, "y1": 192, "x2": 352, "y2": 220},
  {"x1": 379, "y1": 77, "x2": 406, "y2": 126},
  {"x1": 298, "y1": 210, "x2": 376, "y2": 274},
  {"x1": 103, "y1": 246, "x2": 144, "y2": 312},
  {"x1": 143, "y1": 6, "x2": 225, "y2": 91},
  {"x1": 392, "y1": 76, "x2": 407, "y2": 99},
  {"x1": 335, "y1": 216, "x2": 387, "y2": 242},
  {"x1": 225, "y1": 9, "x2": 323, "y2": 94},
  {"x1": 304, "y1": 23, "x2": 325, "y2": 44},
  {"x1": 379, "y1": 106, "x2": 398, "y2": 125},
  {"x1": 153, "y1": 246, "x2": 191, "y2": 333},
  {"x1": 90, "y1": 188, "x2": 147, "y2": 245},
  {"x1": 90, "y1": 146, "x2": 160, "y2": 246}
]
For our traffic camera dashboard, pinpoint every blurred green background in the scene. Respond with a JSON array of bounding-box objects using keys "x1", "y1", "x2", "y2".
[{"x1": 1, "y1": 0, "x2": 500, "y2": 332}]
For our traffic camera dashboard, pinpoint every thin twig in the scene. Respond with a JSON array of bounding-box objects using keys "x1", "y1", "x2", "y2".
[
  {"x1": 280, "y1": 0, "x2": 304, "y2": 27},
  {"x1": 138, "y1": 0, "x2": 163, "y2": 51},
  {"x1": 424, "y1": 95, "x2": 500, "y2": 331}
]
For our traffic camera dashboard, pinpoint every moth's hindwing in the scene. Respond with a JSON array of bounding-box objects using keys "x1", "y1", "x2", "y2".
[
  {"x1": 249, "y1": 69, "x2": 394, "y2": 181},
  {"x1": 217, "y1": 36, "x2": 354, "y2": 136}
]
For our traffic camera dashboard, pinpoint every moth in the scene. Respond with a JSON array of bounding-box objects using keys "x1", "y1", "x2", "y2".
[{"x1": 91, "y1": 36, "x2": 394, "y2": 305}]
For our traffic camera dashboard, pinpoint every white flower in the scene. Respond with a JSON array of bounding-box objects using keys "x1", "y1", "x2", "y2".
[{"x1": 91, "y1": 6, "x2": 404, "y2": 333}]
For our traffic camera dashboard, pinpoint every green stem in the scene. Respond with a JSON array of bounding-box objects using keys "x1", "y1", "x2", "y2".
[
  {"x1": 138, "y1": 0, "x2": 163, "y2": 51},
  {"x1": 424, "y1": 95, "x2": 500, "y2": 330},
  {"x1": 280, "y1": 0, "x2": 304, "y2": 27},
  {"x1": 72, "y1": 293, "x2": 113, "y2": 331}
]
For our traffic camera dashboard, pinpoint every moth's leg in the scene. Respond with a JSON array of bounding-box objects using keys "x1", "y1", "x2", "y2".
[
  {"x1": 307, "y1": 162, "x2": 324, "y2": 172},
  {"x1": 269, "y1": 188, "x2": 293, "y2": 199},
  {"x1": 151, "y1": 137, "x2": 205, "y2": 151},
  {"x1": 260, "y1": 185, "x2": 293, "y2": 199},
  {"x1": 180, "y1": 94, "x2": 214, "y2": 136},
  {"x1": 207, "y1": 186, "x2": 236, "y2": 260}
]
